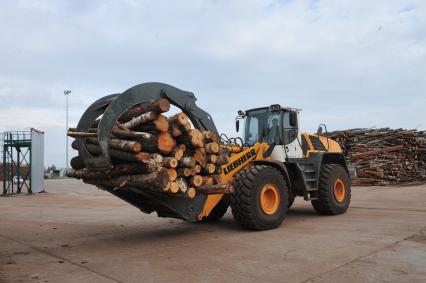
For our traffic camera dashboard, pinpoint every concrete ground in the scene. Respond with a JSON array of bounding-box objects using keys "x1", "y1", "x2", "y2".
[{"x1": 0, "y1": 179, "x2": 425, "y2": 283}]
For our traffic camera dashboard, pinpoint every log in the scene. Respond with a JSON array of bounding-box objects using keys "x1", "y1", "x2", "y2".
[
  {"x1": 205, "y1": 142, "x2": 219, "y2": 154},
  {"x1": 170, "y1": 148, "x2": 184, "y2": 161},
  {"x1": 133, "y1": 132, "x2": 176, "y2": 154},
  {"x1": 134, "y1": 114, "x2": 169, "y2": 132},
  {"x1": 216, "y1": 154, "x2": 230, "y2": 165},
  {"x1": 67, "y1": 162, "x2": 160, "y2": 180},
  {"x1": 203, "y1": 131, "x2": 220, "y2": 143},
  {"x1": 206, "y1": 154, "x2": 217, "y2": 164},
  {"x1": 170, "y1": 124, "x2": 183, "y2": 137},
  {"x1": 194, "y1": 164, "x2": 202, "y2": 174},
  {"x1": 70, "y1": 156, "x2": 85, "y2": 170},
  {"x1": 168, "y1": 169, "x2": 178, "y2": 182},
  {"x1": 168, "y1": 113, "x2": 188, "y2": 126},
  {"x1": 182, "y1": 123, "x2": 192, "y2": 132},
  {"x1": 119, "y1": 99, "x2": 170, "y2": 122},
  {"x1": 201, "y1": 175, "x2": 221, "y2": 186},
  {"x1": 186, "y1": 187, "x2": 197, "y2": 199},
  {"x1": 67, "y1": 131, "x2": 97, "y2": 138},
  {"x1": 177, "y1": 168, "x2": 192, "y2": 177},
  {"x1": 164, "y1": 157, "x2": 178, "y2": 168},
  {"x1": 176, "y1": 177, "x2": 188, "y2": 194},
  {"x1": 203, "y1": 131, "x2": 213, "y2": 141},
  {"x1": 203, "y1": 163, "x2": 216, "y2": 174},
  {"x1": 193, "y1": 148, "x2": 206, "y2": 166},
  {"x1": 72, "y1": 140, "x2": 161, "y2": 165},
  {"x1": 189, "y1": 175, "x2": 203, "y2": 187},
  {"x1": 86, "y1": 137, "x2": 142, "y2": 152},
  {"x1": 66, "y1": 169, "x2": 88, "y2": 179},
  {"x1": 350, "y1": 145, "x2": 404, "y2": 159},
  {"x1": 197, "y1": 184, "x2": 231, "y2": 195},
  {"x1": 136, "y1": 153, "x2": 164, "y2": 165},
  {"x1": 100, "y1": 168, "x2": 170, "y2": 191},
  {"x1": 169, "y1": 182, "x2": 180, "y2": 194},
  {"x1": 179, "y1": 157, "x2": 196, "y2": 168},
  {"x1": 177, "y1": 129, "x2": 204, "y2": 148},
  {"x1": 122, "y1": 111, "x2": 158, "y2": 129}
]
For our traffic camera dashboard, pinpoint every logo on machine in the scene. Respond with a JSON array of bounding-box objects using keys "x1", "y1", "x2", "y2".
[{"x1": 223, "y1": 149, "x2": 256, "y2": 175}]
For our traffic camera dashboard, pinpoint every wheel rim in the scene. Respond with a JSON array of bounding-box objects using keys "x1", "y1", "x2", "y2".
[
  {"x1": 333, "y1": 179, "x2": 346, "y2": 203},
  {"x1": 260, "y1": 184, "x2": 280, "y2": 215}
]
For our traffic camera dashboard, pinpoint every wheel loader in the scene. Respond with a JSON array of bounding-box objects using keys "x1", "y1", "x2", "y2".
[{"x1": 74, "y1": 82, "x2": 356, "y2": 230}]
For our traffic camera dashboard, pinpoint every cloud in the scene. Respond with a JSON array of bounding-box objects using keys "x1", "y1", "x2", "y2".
[{"x1": 0, "y1": 0, "x2": 425, "y2": 167}]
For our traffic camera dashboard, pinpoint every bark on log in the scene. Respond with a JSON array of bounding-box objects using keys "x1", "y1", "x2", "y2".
[
  {"x1": 70, "y1": 156, "x2": 85, "y2": 170},
  {"x1": 176, "y1": 177, "x2": 188, "y2": 194},
  {"x1": 67, "y1": 162, "x2": 160, "y2": 180},
  {"x1": 133, "y1": 132, "x2": 176, "y2": 154},
  {"x1": 119, "y1": 99, "x2": 170, "y2": 122},
  {"x1": 67, "y1": 131, "x2": 97, "y2": 138},
  {"x1": 177, "y1": 129, "x2": 204, "y2": 148},
  {"x1": 197, "y1": 185, "x2": 231, "y2": 195},
  {"x1": 179, "y1": 157, "x2": 196, "y2": 168},
  {"x1": 86, "y1": 137, "x2": 142, "y2": 153},
  {"x1": 122, "y1": 111, "x2": 158, "y2": 129},
  {"x1": 201, "y1": 175, "x2": 221, "y2": 186},
  {"x1": 98, "y1": 168, "x2": 170, "y2": 191},
  {"x1": 134, "y1": 114, "x2": 169, "y2": 132},
  {"x1": 164, "y1": 157, "x2": 178, "y2": 168}
]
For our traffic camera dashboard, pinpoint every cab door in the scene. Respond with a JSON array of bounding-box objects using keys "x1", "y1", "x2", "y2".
[{"x1": 270, "y1": 110, "x2": 303, "y2": 161}]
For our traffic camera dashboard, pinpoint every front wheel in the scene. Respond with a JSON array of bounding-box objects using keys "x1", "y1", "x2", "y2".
[
  {"x1": 230, "y1": 165, "x2": 289, "y2": 230},
  {"x1": 311, "y1": 164, "x2": 351, "y2": 215}
]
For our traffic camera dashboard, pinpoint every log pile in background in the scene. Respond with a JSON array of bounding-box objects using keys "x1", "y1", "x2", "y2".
[
  {"x1": 326, "y1": 128, "x2": 426, "y2": 186},
  {"x1": 67, "y1": 98, "x2": 230, "y2": 198}
]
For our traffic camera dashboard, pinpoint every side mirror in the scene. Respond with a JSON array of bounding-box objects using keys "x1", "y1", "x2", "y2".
[
  {"x1": 236, "y1": 120, "x2": 240, "y2": 132},
  {"x1": 289, "y1": 112, "x2": 298, "y2": 127},
  {"x1": 317, "y1": 125, "x2": 323, "y2": 135}
]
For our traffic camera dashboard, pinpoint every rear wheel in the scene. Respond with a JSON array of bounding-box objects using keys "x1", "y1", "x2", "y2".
[
  {"x1": 311, "y1": 164, "x2": 351, "y2": 215},
  {"x1": 230, "y1": 165, "x2": 289, "y2": 230}
]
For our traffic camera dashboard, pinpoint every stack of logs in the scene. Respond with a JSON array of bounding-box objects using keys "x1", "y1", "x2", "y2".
[
  {"x1": 326, "y1": 128, "x2": 426, "y2": 186},
  {"x1": 66, "y1": 98, "x2": 230, "y2": 198}
]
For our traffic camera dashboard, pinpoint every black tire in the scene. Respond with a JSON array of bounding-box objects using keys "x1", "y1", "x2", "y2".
[
  {"x1": 311, "y1": 164, "x2": 351, "y2": 215},
  {"x1": 201, "y1": 196, "x2": 229, "y2": 222},
  {"x1": 230, "y1": 165, "x2": 289, "y2": 231}
]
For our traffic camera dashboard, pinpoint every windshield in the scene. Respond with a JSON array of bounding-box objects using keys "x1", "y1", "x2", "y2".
[{"x1": 243, "y1": 109, "x2": 282, "y2": 146}]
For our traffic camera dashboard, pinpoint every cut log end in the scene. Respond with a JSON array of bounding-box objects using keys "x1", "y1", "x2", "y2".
[
  {"x1": 186, "y1": 187, "x2": 197, "y2": 199},
  {"x1": 158, "y1": 132, "x2": 176, "y2": 154}
]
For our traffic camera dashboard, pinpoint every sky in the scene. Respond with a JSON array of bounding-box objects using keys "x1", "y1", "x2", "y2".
[{"x1": 0, "y1": 0, "x2": 425, "y2": 168}]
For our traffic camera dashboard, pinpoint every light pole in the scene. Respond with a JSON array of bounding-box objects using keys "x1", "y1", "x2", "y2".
[{"x1": 64, "y1": 90, "x2": 71, "y2": 170}]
